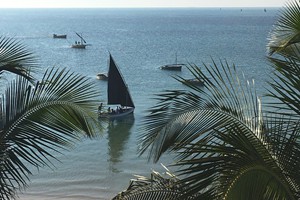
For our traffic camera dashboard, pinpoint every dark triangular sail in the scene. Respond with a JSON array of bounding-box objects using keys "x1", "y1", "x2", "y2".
[{"x1": 107, "y1": 54, "x2": 135, "y2": 108}]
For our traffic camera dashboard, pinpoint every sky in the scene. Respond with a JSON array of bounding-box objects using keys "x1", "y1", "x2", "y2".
[{"x1": 0, "y1": 0, "x2": 288, "y2": 8}]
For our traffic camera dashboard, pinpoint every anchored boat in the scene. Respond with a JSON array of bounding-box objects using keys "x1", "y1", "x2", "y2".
[{"x1": 99, "y1": 54, "x2": 135, "y2": 119}]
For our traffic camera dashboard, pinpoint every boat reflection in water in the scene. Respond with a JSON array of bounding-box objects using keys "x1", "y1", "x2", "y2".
[{"x1": 106, "y1": 115, "x2": 135, "y2": 172}]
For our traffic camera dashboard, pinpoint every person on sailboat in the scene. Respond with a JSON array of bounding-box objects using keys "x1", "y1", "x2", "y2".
[{"x1": 98, "y1": 103, "x2": 103, "y2": 111}]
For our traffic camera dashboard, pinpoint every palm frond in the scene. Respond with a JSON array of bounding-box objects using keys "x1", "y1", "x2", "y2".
[
  {"x1": 173, "y1": 118, "x2": 300, "y2": 200},
  {"x1": 140, "y1": 60, "x2": 261, "y2": 163},
  {"x1": 112, "y1": 166, "x2": 197, "y2": 200},
  {"x1": 0, "y1": 36, "x2": 37, "y2": 81},
  {"x1": 267, "y1": 0, "x2": 300, "y2": 55},
  {"x1": 0, "y1": 68, "x2": 102, "y2": 199},
  {"x1": 138, "y1": 60, "x2": 300, "y2": 199},
  {"x1": 266, "y1": 54, "x2": 300, "y2": 117}
]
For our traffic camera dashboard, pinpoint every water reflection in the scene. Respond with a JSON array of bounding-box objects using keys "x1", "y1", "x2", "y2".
[{"x1": 106, "y1": 116, "x2": 135, "y2": 172}]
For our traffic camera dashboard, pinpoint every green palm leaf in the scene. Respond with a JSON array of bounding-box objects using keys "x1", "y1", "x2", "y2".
[
  {"x1": 266, "y1": 56, "x2": 300, "y2": 117},
  {"x1": 140, "y1": 61, "x2": 261, "y2": 162},
  {"x1": 267, "y1": 1, "x2": 300, "y2": 55},
  {"x1": 0, "y1": 68, "x2": 101, "y2": 199},
  {"x1": 175, "y1": 119, "x2": 300, "y2": 200},
  {"x1": 113, "y1": 167, "x2": 197, "y2": 200},
  {"x1": 139, "y1": 61, "x2": 299, "y2": 199},
  {"x1": 0, "y1": 36, "x2": 37, "y2": 81},
  {"x1": 266, "y1": 1, "x2": 300, "y2": 118}
]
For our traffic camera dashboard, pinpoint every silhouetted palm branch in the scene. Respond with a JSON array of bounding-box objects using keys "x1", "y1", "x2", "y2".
[
  {"x1": 113, "y1": 166, "x2": 197, "y2": 200},
  {"x1": 267, "y1": 1, "x2": 300, "y2": 55},
  {"x1": 140, "y1": 61, "x2": 261, "y2": 162},
  {"x1": 0, "y1": 67, "x2": 101, "y2": 199},
  {"x1": 267, "y1": 56, "x2": 300, "y2": 117},
  {"x1": 139, "y1": 61, "x2": 299, "y2": 199},
  {"x1": 267, "y1": 1, "x2": 300, "y2": 118},
  {"x1": 0, "y1": 36, "x2": 37, "y2": 81}
]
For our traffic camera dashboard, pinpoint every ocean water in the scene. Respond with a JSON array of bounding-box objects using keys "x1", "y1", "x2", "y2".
[{"x1": 0, "y1": 8, "x2": 279, "y2": 199}]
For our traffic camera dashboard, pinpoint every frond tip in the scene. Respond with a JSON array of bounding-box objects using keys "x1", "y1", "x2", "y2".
[{"x1": 112, "y1": 166, "x2": 197, "y2": 200}]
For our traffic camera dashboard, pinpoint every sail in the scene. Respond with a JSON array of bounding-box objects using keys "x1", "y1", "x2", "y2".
[{"x1": 107, "y1": 54, "x2": 135, "y2": 108}]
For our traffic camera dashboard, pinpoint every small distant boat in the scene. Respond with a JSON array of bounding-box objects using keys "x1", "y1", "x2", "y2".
[
  {"x1": 96, "y1": 72, "x2": 108, "y2": 80},
  {"x1": 183, "y1": 78, "x2": 204, "y2": 86},
  {"x1": 53, "y1": 34, "x2": 67, "y2": 39},
  {"x1": 71, "y1": 32, "x2": 89, "y2": 49},
  {"x1": 99, "y1": 54, "x2": 135, "y2": 119},
  {"x1": 160, "y1": 53, "x2": 184, "y2": 71},
  {"x1": 264, "y1": 8, "x2": 267, "y2": 12},
  {"x1": 160, "y1": 63, "x2": 184, "y2": 71}
]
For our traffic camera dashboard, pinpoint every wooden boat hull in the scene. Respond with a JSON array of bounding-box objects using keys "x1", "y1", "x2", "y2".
[
  {"x1": 99, "y1": 107, "x2": 134, "y2": 119},
  {"x1": 183, "y1": 78, "x2": 204, "y2": 86},
  {"x1": 160, "y1": 53, "x2": 184, "y2": 71},
  {"x1": 96, "y1": 73, "x2": 108, "y2": 80},
  {"x1": 53, "y1": 34, "x2": 67, "y2": 39},
  {"x1": 72, "y1": 32, "x2": 89, "y2": 49},
  {"x1": 160, "y1": 64, "x2": 183, "y2": 71},
  {"x1": 71, "y1": 44, "x2": 87, "y2": 49}
]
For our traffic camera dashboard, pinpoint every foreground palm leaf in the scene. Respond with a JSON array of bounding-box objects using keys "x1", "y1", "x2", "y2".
[
  {"x1": 266, "y1": 56, "x2": 300, "y2": 117},
  {"x1": 267, "y1": 1, "x2": 300, "y2": 118},
  {"x1": 0, "y1": 36, "x2": 37, "y2": 81},
  {"x1": 138, "y1": 61, "x2": 300, "y2": 199},
  {"x1": 0, "y1": 67, "x2": 101, "y2": 199},
  {"x1": 113, "y1": 166, "x2": 197, "y2": 200},
  {"x1": 140, "y1": 62, "x2": 261, "y2": 162},
  {"x1": 267, "y1": 0, "x2": 300, "y2": 55}
]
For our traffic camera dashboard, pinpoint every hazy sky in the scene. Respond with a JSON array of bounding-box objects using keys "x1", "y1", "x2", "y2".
[{"x1": 0, "y1": 0, "x2": 288, "y2": 8}]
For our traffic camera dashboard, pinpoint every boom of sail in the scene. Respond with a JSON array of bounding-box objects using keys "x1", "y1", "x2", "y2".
[{"x1": 75, "y1": 32, "x2": 87, "y2": 43}]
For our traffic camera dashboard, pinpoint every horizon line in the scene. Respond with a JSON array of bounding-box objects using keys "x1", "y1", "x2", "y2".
[{"x1": 0, "y1": 6, "x2": 281, "y2": 9}]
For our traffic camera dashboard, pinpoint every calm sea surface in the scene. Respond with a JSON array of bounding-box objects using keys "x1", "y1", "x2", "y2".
[{"x1": 0, "y1": 8, "x2": 279, "y2": 199}]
